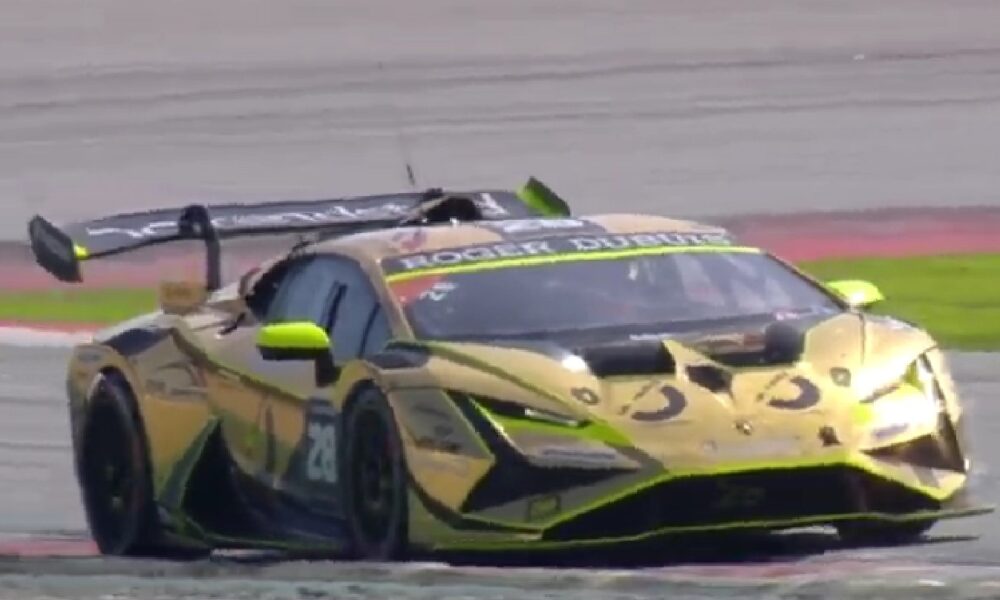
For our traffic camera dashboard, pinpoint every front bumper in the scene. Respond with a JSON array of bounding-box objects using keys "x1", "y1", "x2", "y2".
[{"x1": 409, "y1": 461, "x2": 993, "y2": 553}]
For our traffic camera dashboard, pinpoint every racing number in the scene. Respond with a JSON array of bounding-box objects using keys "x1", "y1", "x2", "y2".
[
  {"x1": 291, "y1": 397, "x2": 340, "y2": 491},
  {"x1": 306, "y1": 422, "x2": 338, "y2": 484}
]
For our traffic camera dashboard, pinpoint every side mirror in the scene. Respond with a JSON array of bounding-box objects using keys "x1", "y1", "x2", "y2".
[
  {"x1": 257, "y1": 322, "x2": 338, "y2": 386},
  {"x1": 826, "y1": 279, "x2": 885, "y2": 309},
  {"x1": 257, "y1": 322, "x2": 331, "y2": 361}
]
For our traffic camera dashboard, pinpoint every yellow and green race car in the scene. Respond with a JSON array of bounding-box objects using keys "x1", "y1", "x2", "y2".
[{"x1": 27, "y1": 179, "x2": 992, "y2": 560}]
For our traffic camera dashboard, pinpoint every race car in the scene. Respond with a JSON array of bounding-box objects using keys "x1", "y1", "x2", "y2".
[{"x1": 27, "y1": 178, "x2": 992, "y2": 560}]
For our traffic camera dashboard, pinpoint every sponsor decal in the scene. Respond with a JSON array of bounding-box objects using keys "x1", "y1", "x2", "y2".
[
  {"x1": 535, "y1": 445, "x2": 621, "y2": 466},
  {"x1": 526, "y1": 495, "x2": 562, "y2": 521},
  {"x1": 872, "y1": 421, "x2": 910, "y2": 441},
  {"x1": 383, "y1": 230, "x2": 736, "y2": 273},
  {"x1": 83, "y1": 192, "x2": 516, "y2": 241},
  {"x1": 628, "y1": 332, "x2": 674, "y2": 342},
  {"x1": 414, "y1": 435, "x2": 461, "y2": 454},
  {"x1": 713, "y1": 481, "x2": 766, "y2": 511},
  {"x1": 479, "y1": 217, "x2": 605, "y2": 239}
]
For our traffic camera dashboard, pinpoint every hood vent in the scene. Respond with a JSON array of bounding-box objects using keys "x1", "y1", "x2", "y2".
[
  {"x1": 686, "y1": 364, "x2": 732, "y2": 394},
  {"x1": 574, "y1": 340, "x2": 676, "y2": 378}
]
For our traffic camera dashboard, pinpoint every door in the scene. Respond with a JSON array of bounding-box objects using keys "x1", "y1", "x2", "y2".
[
  {"x1": 276, "y1": 256, "x2": 394, "y2": 515},
  {"x1": 205, "y1": 253, "x2": 394, "y2": 522}
]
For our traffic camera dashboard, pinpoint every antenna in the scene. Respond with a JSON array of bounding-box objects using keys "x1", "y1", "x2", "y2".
[{"x1": 377, "y1": 61, "x2": 419, "y2": 190}]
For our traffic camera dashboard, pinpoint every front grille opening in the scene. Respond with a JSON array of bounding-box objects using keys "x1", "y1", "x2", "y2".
[
  {"x1": 545, "y1": 466, "x2": 938, "y2": 541},
  {"x1": 448, "y1": 393, "x2": 624, "y2": 513}
]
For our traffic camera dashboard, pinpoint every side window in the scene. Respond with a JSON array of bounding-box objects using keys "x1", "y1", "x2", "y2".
[
  {"x1": 361, "y1": 307, "x2": 392, "y2": 356},
  {"x1": 328, "y1": 265, "x2": 382, "y2": 364},
  {"x1": 266, "y1": 258, "x2": 344, "y2": 326}
]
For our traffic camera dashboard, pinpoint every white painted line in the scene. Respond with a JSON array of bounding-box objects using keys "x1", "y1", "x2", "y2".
[{"x1": 0, "y1": 327, "x2": 93, "y2": 348}]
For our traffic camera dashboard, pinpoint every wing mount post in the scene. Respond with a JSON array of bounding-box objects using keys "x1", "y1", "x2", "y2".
[{"x1": 177, "y1": 204, "x2": 222, "y2": 292}]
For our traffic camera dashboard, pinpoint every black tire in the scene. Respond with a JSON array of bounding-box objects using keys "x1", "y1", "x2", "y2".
[
  {"x1": 836, "y1": 519, "x2": 936, "y2": 546},
  {"x1": 77, "y1": 372, "x2": 163, "y2": 556},
  {"x1": 340, "y1": 387, "x2": 409, "y2": 561}
]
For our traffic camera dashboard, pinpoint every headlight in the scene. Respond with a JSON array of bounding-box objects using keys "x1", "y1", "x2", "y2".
[
  {"x1": 863, "y1": 354, "x2": 944, "y2": 440},
  {"x1": 903, "y1": 354, "x2": 946, "y2": 415},
  {"x1": 463, "y1": 394, "x2": 586, "y2": 429},
  {"x1": 861, "y1": 353, "x2": 944, "y2": 412}
]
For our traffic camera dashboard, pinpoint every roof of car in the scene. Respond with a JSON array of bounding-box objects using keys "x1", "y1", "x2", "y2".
[{"x1": 304, "y1": 213, "x2": 737, "y2": 264}]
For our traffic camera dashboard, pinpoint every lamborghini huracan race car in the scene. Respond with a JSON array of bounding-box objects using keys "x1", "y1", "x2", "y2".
[{"x1": 27, "y1": 179, "x2": 991, "y2": 560}]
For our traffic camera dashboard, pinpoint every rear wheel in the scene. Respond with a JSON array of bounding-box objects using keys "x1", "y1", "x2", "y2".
[
  {"x1": 77, "y1": 373, "x2": 162, "y2": 556},
  {"x1": 341, "y1": 387, "x2": 409, "y2": 560},
  {"x1": 836, "y1": 519, "x2": 936, "y2": 546}
]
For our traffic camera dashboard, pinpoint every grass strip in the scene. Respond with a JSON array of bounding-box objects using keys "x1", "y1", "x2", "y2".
[
  {"x1": 0, "y1": 288, "x2": 158, "y2": 325},
  {"x1": 800, "y1": 253, "x2": 1000, "y2": 350},
  {"x1": 0, "y1": 254, "x2": 997, "y2": 349}
]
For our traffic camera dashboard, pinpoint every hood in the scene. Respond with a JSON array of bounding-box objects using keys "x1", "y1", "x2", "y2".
[{"x1": 378, "y1": 310, "x2": 940, "y2": 468}]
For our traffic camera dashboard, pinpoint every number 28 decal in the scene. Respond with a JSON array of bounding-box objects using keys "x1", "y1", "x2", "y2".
[
  {"x1": 300, "y1": 397, "x2": 340, "y2": 486},
  {"x1": 306, "y1": 422, "x2": 339, "y2": 484}
]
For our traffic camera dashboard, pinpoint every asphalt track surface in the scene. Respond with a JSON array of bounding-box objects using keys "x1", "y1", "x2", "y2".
[
  {"x1": 3, "y1": 1, "x2": 1000, "y2": 238},
  {"x1": 3, "y1": 1, "x2": 1000, "y2": 598}
]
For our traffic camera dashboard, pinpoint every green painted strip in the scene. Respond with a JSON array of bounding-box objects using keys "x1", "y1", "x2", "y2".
[
  {"x1": 512, "y1": 453, "x2": 962, "y2": 532},
  {"x1": 386, "y1": 245, "x2": 760, "y2": 283},
  {"x1": 474, "y1": 400, "x2": 630, "y2": 447},
  {"x1": 420, "y1": 341, "x2": 630, "y2": 447},
  {"x1": 431, "y1": 504, "x2": 994, "y2": 552},
  {"x1": 156, "y1": 418, "x2": 219, "y2": 509}
]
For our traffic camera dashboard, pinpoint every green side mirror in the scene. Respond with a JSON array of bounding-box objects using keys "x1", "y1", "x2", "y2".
[
  {"x1": 826, "y1": 279, "x2": 885, "y2": 309},
  {"x1": 257, "y1": 322, "x2": 332, "y2": 362}
]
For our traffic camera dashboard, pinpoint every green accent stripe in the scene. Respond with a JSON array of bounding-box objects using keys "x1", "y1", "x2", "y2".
[
  {"x1": 157, "y1": 418, "x2": 219, "y2": 509},
  {"x1": 473, "y1": 400, "x2": 630, "y2": 447},
  {"x1": 386, "y1": 245, "x2": 760, "y2": 283},
  {"x1": 431, "y1": 505, "x2": 994, "y2": 552},
  {"x1": 536, "y1": 454, "x2": 954, "y2": 531},
  {"x1": 418, "y1": 341, "x2": 630, "y2": 447}
]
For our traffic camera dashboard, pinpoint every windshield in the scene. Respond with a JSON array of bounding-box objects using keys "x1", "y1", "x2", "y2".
[{"x1": 386, "y1": 250, "x2": 842, "y2": 341}]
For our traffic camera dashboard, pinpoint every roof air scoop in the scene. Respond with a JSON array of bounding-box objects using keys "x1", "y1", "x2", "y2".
[{"x1": 400, "y1": 189, "x2": 485, "y2": 226}]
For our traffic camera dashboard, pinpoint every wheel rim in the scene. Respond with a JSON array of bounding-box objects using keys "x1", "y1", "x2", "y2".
[
  {"x1": 82, "y1": 404, "x2": 136, "y2": 549},
  {"x1": 349, "y1": 407, "x2": 396, "y2": 544}
]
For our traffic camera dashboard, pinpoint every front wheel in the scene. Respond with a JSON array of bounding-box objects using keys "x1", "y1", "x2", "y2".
[{"x1": 341, "y1": 387, "x2": 409, "y2": 561}]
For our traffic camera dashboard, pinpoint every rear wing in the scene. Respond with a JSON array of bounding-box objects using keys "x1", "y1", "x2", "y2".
[{"x1": 27, "y1": 177, "x2": 570, "y2": 290}]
